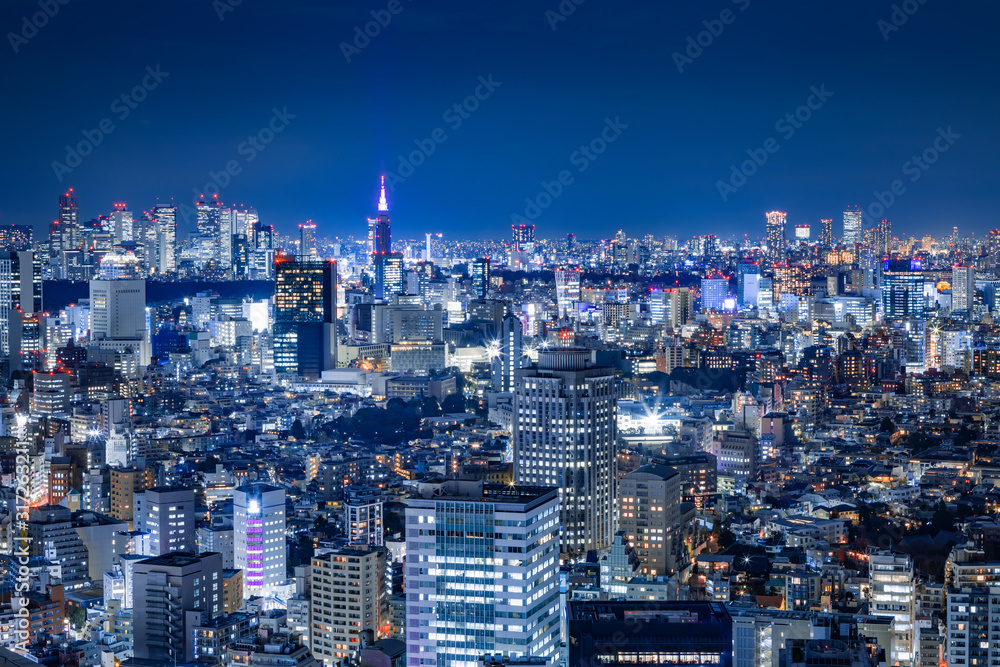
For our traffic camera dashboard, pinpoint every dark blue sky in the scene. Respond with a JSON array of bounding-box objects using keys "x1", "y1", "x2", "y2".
[{"x1": 2, "y1": 0, "x2": 998, "y2": 242}]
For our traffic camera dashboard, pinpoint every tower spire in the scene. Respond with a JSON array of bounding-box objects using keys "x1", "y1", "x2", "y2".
[{"x1": 377, "y1": 175, "x2": 389, "y2": 212}]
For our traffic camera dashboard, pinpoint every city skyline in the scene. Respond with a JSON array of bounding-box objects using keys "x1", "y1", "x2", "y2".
[{"x1": 2, "y1": 1, "x2": 999, "y2": 240}]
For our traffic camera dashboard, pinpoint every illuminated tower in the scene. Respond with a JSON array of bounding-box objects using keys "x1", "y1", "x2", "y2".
[
  {"x1": 819, "y1": 218, "x2": 833, "y2": 249},
  {"x1": 368, "y1": 176, "x2": 391, "y2": 298},
  {"x1": 952, "y1": 265, "x2": 976, "y2": 315},
  {"x1": 512, "y1": 223, "x2": 535, "y2": 252},
  {"x1": 842, "y1": 206, "x2": 863, "y2": 246},
  {"x1": 50, "y1": 189, "x2": 80, "y2": 279},
  {"x1": 877, "y1": 218, "x2": 892, "y2": 254},
  {"x1": 110, "y1": 202, "x2": 133, "y2": 243},
  {"x1": 151, "y1": 204, "x2": 177, "y2": 275},
  {"x1": 765, "y1": 211, "x2": 787, "y2": 265},
  {"x1": 555, "y1": 267, "x2": 582, "y2": 318}
]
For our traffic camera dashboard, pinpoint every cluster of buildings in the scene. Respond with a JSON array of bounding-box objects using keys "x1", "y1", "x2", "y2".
[{"x1": 4, "y1": 188, "x2": 1000, "y2": 667}]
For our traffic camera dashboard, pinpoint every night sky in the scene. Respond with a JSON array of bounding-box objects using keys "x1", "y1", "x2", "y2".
[{"x1": 2, "y1": 0, "x2": 999, "y2": 242}]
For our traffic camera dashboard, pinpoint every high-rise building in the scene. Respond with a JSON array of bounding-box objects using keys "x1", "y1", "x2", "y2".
[
  {"x1": 842, "y1": 206, "x2": 863, "y2": 246},
  {"x1": 555, "y1": 266, "x2": 582, "y2": 318},
  {"x1": 344, "y1": 486, "x2": 383, "y2": 547},
  {"x1": 765, "y1": 211, "x2": 787, "y2": 264},
  {"x1": 0, "y1": 251, "x2": 42, "y2": 359},
  {"x1": 736, "y1": 262, "x2": 760, "y2": 308},
  {"x1": 793, "y1": 224, "x2": 810, "y2": 241},
  {"x1": 877, "y1": 218, "x2": 892, "y2": 254},
  {"x1": 273, "y1": 255, "x2": 337, "y2": 379},
  {"x1": 618, "y1": 465, "x2": 683, "y2": 576},
  {"x1": 234, "y1": 484, "x2": 286, "y2": 598},
  {"x1": 145, "y1": 486, "x2": 196, "y2": 556},
  {"x1": 368, "y1": 176, "x2": 392, "y2": 298},
  {"x1": 869, "y1": 552, "x2": 915, "y2": 664},
  {"x1": 471, "y1": 257, "x2": 491, "y2": 300},
  {"x1": 819, "y1": 218, "x2": 833, "y2": 248},
  {"x1": 947, "y1": 587, "x2": 1000, "y2": 667},
  {"x1": 299, "y1": 221, "x2": 317, "y2": 257},
  {"x1": 89, "y1": 277, "x2": 150, "y2": 365},
  {"x1": 151, "y1": 204, "x2": 177, "y2": 275},
  {"x1": 310, "y1": 545, "x2": 383, "y2": 666},
  {"x1": 882, "y1": 270, "x2": 925, "y2": 320},
  {"x1": 511, "y1": 223, "x2": 535, "y2": 252},
  {"x1": 132, "y1": 552, "x2": 223, "y2": 663},
  {"x1": 952, "y1": 265, "x2": 976, "y2": 314},
  {"x1": 514, "y1": 348, "x2": 616, "y2": 556},
  {"x1": 490, "y1": 312, "x2": 523, "y2": 393},
  {"x1": 405, "y1": 479, "x2": 561, "y2": 666},
  {"x1": 50, "y1": 189, "x2": 80, "y2": 279},
  {"x1": 383, "y1": 252, "x2": 405, "y2": 297},
  {"x1": 700, "y1": 274, "x2": 730, "y2": 312},
  {"x1": 110, "y1": 202, "x2": 133, "y2": 243}
]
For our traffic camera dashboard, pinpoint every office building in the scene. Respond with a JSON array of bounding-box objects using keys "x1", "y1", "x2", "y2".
[
  {"x1": 882, "y1": 270, "x2": 925, "y2": 320},
  {"x1": 514, "y1": 348, "x2": 616, "y2": 556},
  {"x1": 471, "y1": 257, "x2": 491, "y2": 300},
  {"x1": 234, "y1": 484, "x2": 286, "y2": 598},
  {"x1": 511, "y1": 223, "x2": 535, "y2": 252},
  {"x1": 619, "y1": 465, "x2": 683, "y2": 577},
  {"x1": 299, "y1": 221, "x2": 317, "y2": 257},
  {"x1": 819, "y1": 218, "x2": 833, "y2": 248},
  {"x1": 383, "y1": 252, "x2": 405, "y2": 297},
  {"x1": 273, "y1": 255, "x2": 337, "y2": 379},
  {"x1": 0, "y1": 250, "x2": 42, "y2": 360},
  {"x1": 952, "y1": 264, "x2": 976, "y2": 315},
  {"x1": 490, "y1": 312, "x2": 523, "y2": 393},
  {"x1": 145, "y1": 486, "x2": 196, "y2": 556},
  {"x1": 344, "y1": 486, "x2": 383, "y2": 547},
  {"x1": 151, "y1": 204, "x2": 177, "y2": 275},
  {"x1": 736, "y1": 262, "x2": 760, "y2": 308},
  {"x1": 842, "y1": 206, "x2": 862, "y2": 246},
  {"x1": 369, "y1": 176, "x2": 392, "y2": 298},
  {"x1": 701, "y1": 274, "x2": 730, "y2": 313},
  {"x1": 310, "y1": 545, "x2": 383, "y2": 666},
  {"x1": 405, "y1": 480, "x2": 561, "y2": 666},
  {"x1": 89, "y1": 277, "x2": 150, "y2": 365},
  {"x1": 132, "y1": 552, "x2": 223, "y2": 662},
  {"x1": 877, "y1": 217, "x2": 892, "y2": 254},
  {"x1": 567, "y1": 601, "x2": 732, "y2": 667},
  {"x1": 869, "y1": 552, "x2": 915, "y2": 664},
  {"x1": 766, "y1": 211, "x2": 787, "y2": 264},
  {"x1": 555, "y1": 266, "x2": 581, "y2": 318}
]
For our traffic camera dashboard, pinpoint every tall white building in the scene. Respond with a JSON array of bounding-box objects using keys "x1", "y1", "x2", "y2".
[
  {"x1": 405, "y1": 479, "x2": 561, "y2": 667},
  {"x1": 89, "y1": 277, "x2": 150, "y2": 365},
  {"x1": 869, "y1": 552, "x2": 915, "y2": 664},
  {"x1": 234, "y1": 484, "x2": 286, "y2": 598},
  {"x1": 842, "y1": 206, "x2": 863, "y2": 246},
  {"x1": 554, "y1": 267, "x2": 581, "y2": 319},
  {"x1": 952, "y1": 264, "x2": 976, "y2": 314},
  {"x1": 513, "y1": 348, "x2": 616, "y2": 556}
]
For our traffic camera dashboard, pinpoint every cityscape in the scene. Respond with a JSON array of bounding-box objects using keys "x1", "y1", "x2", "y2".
[{"x1": 4, "y1": 2, "x2": 1000, "y2": 667}]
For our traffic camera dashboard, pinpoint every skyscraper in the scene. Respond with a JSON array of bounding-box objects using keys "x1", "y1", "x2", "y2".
[
  {"x1": 877, "y1": 217, "x2": 892, "y2": 254},
  {"x1": 110, "y1": 202, "x2": 133, "y2": 243},
  {"x1": 514, "y1": 348, "x2": 616, "y2": 556},
  {"x1": 299, "y1": 221, "x2": 317, "y2": 257},
  {"x1": 555, "y1": 266, "x2": 582, "y2": 318},
  {"x1": 405, "y1": 479, "x2": 561, "y2": 666},
  {"x1": 842, "y1": 206, "x2": 862, "y2": 246},
  {"x1": 490, "y1": 312, "x2": 523, "y2": 392},
  {"x1": 50, "y1": 189, "x2": 80, "y2": 279},
  {"x1": 0, "y1": 251, "x2": 42, "y2": 360},
  {"x1": 234, "y1": 484, "x2": 286, "y2": 599},
  {"x1": 765, "y1": 211, "x2": 786, "y2": 265},
  {"x1": 819, "y1": 218, "x2": 833, "y2": 248},
  {"x1": 952, "y1": 264, "x2": 976, "y2": 314},
  {"x1": 736, "y1": 262, "x2": 760, "y2": 308},
  {"x1": 144, "y1": 486, "x2": 196, "y2": 556},
  {"x1": 882, "y1": 270, "x2": 925, "y2": 320},
  {"x1": 471, "y1": 257, "x2": 491, "y2": 300},
  {"x1": 151, "y1": 204, "x2": 177, "y2": 275},
  {"x1": 89, "y1": 276, "x2": 150, "y2": 365},
  {"x1": 368, "y1": 176, "x2": 391, "y2": 298},
  {"x1": 272, "y1": 255, "x2": 337, "y2": 379}
]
